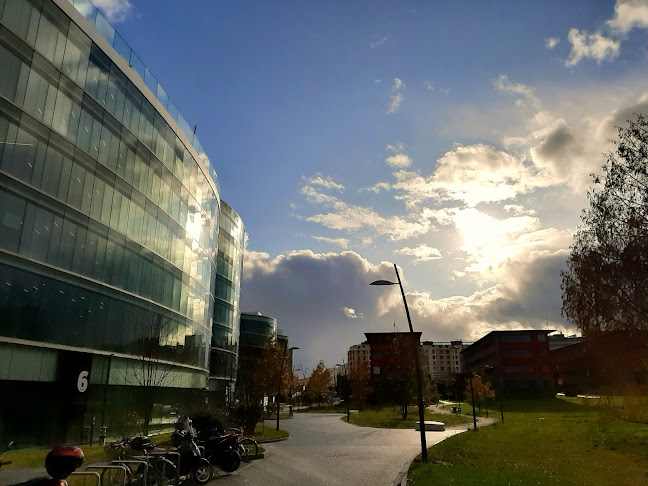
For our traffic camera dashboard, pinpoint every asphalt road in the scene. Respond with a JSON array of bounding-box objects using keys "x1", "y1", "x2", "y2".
[{"x1": 213, "y1": 414, "x2": 465, "y2": 486}]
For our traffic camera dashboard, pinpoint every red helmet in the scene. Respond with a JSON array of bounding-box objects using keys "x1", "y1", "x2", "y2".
[{"x1": 45, "y1": 446, "x2": 84, "y2": 480}]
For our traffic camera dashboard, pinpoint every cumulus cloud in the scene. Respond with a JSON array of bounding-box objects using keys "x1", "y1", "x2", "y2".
[
  {"x1": 386, "y1": 78, "x2": 404, "y2": 114},
  {"x1": 391, "y1": 144, "x2": 543, "y2": 208},
  {"x1": 424, "y1": 80, "x2": 450, "y2": 95},
  {"x1": 240, "y1": 250, "x2": 400, "y2": 365},
  {"x1": 529, "y1": 120, "x2": 586, "y2": 180},
  {"x1": 494, "y1": 74, "x2": 541, "y2": 110},
  {"x1": 545, "y1": 37, "x2": 560, "y2": 49},
  {"x1": 311, "y1": 235, "x2": 350, "y2": 248},
  {"x1": 565, "y1": 29, "x2": 620, "y2": 66},
  {"x1": 93, "y1": 0, "x2": 133, "y2": 22},
  {"x1": 395, "y1": 244, "x2": 442, "y2": 263},
  {"x1": 371, "y1": 35, "x2": 390, "y2": 48},
  {"x1": 361, "y1": 182, "x2": 392, "y2": 194},
  {"x1": 343, "y1": 307, "x2": 364, "y2": 319},
  {"x1": 303, "y1": 174, "x2": 345, "y2": 192},
  {"x1": 385, "y1": 153, "x2": 412, "y2": 168},
  {"x1": 503, "y1": 204, "x2": 536, "y2": 216},
  {"x1": 607, "y1": 0, "x2": 648, "y2": 34},
  {"x1": 300, "y1": 183, "x2": 440, "y2": 241}
]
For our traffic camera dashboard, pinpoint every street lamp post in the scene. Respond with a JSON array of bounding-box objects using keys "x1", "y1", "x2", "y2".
[
  {"x1": 277, "y1": 346, "x2": 299, "y2": 431},
  {"x1": 468, "y1": 373, "x2": 478, "y2": 430},
  {"x1": 370, "y1": 263, "x2": 428, "y2": 461}
]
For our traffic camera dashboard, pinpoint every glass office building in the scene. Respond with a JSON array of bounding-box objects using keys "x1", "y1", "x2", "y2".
[
  {"x1": 209, "y1": 201, "x2": 245, "y2": 399},
  {"x1": 0, "y1": 0, "x2": 243, "y2": 442}
]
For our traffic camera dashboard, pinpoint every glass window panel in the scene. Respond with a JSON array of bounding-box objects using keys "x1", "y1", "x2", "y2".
[
  {"x1": 104, "y1": 239, "x2": 115, "y2": 282},
  {"x1": 76, "y1": 106, "x2": 93, "y2": 153},
  {"x1": 126, "y1": 250, "x2": 139, "y2": 294},
  {"x1": 2, "y1": 0, "x2": 40, "y2": 46},
  {"x1": 90, "y1": 176, "x2": 104, "y2": 221},
  {"x1": 0, "y1": 39, "x2": 26, "y2": 103},
  {"x1": 113, "y1": 245, "x2": 128, "y2": 290},
  {"x1": 56, "y1": 154, "x2": 72, "y2": 200},
  {"x1": 7, "y1": 126, "x2": 36, "y2": 182},
  {"x1": 82, "y1": 230, "x2": 97, "y2": 275},
  {"x1": 57, "y1": 219, "x2": 76, "y2": 270},
  {"x1": 111, "y1": 242, "x2": 125, "y2": 288},
  {"x1": 112, "y1": 31, "x2": 130, "y2": 63},
  {"x1": 109, "y1": 189, "x2": 121, "y2": 230},
  {"x1": 0, "y1": 189, "x2": 26, "y2": 252},
  {"x1": 93, "y1": 11, "x2": 114, "y2": 45},
  {"x1": 117, "y1": 191, "x2": 129, "y2": 234},
  {"x1": 81, "y1": 169, "x2": 94, "y2": 214},
  {"x1": 46, "y1": 215, "x2": 63, "y2": 265},
  {"x1": 34, "y1": 1, "x2": 68, "y2": 68},
  {"x1": 51, "y1": 86, "x2": 82, "y2": 142},
  {"x1": 70, "y1": 226, "x2": 87, "y2": 275},
  {"x1": 62, "y1": 22, "x2": 90, "y2": 87},
  {"x1": 67, "y1": 162, "x2": 85, "y2": 209},
  {"x1": 100, "y1": 182, "x2": 112, "y2": 226},
  {"x1": 28, "y1": 206, "x2": 53, "y2": 262}
]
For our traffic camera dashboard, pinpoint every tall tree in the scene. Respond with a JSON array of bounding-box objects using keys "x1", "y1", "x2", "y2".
[
  {"x1": 464, "y1": 376, "x2": 494, "y2": 412},
  {"x1": 306, "y1": 361, "x2": 331, "y2": 406},
  {"x1": 561, "y1": 114, "x2": 648, "y2": 336}
]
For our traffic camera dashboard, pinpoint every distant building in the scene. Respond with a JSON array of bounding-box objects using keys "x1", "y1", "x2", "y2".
[
  {"x1": 547, "y1": 333, "x2": 583, "y2": 351},
  {"x1": 364, "y1": 332, "x2": 422, "y2": 381},
  {"x1": 421, "y1": 340, "x2": 472, "y2": 381},
  {"x1": 552, "y1": 330, "x2": 647, "y2": 394},
  {"x1": 462, "y1": 330, "x2": 554, "y2": 394},
  {"x1": 348, "y1": 342, "x2": 371, "y2": 375}
]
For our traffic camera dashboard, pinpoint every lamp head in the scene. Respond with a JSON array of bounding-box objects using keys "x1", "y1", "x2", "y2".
[{"x1": 370, "y1": 280, "x2": 396, "y2": 286}]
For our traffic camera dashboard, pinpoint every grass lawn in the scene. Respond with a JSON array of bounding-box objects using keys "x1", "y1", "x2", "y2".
[
  {"x1": 408, "y1": 397, "x2": 648, "y2": 486},
  {"x1": 251, "y1": 423, "x2": 289, "y2": 442},
  {"x1": 1, "y1": 432, "x2": 175, "y2": 470},
  {"x1": 345, "y1": 406, "x2": 473, "y2": 429}
]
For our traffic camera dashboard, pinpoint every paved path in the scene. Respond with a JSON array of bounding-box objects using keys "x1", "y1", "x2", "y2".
[{"x1": 212, "y1": 414, "x2": 466, "y2": 486}]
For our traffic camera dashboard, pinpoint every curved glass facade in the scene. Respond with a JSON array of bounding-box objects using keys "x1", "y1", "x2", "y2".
[
  {"x1": 209, "y1": 201, "x2": 245, "y2": 391},
  {"x1": 240, "y1": 313, "x2": 278, "y2": 349},
  {"x1": 0, "y1": 0, "x2": 220, "y2": 375}
]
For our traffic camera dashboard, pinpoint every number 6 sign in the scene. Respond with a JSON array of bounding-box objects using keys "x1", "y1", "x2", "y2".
[{"x1": 77, "y1": 370, "x2": 89, "y2": 392}]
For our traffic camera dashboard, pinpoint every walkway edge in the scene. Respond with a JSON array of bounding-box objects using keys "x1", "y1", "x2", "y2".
[{"x1": 392, "y1": 417, "x2": 498, "y2": 486}]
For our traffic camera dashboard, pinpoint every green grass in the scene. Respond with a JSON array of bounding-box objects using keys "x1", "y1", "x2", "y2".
[
  {"x1": 345, "y1": 406, "x2": 473, "y2": 429},
  {"x1": 408, "y1": 398, "x2": 648, "y2": 486},
  {"x1": 561, "y1": 394, "x2": 648, "y2": 423},
  {"x1": 251, "y1": 423, "x2": 289, "y2": 442},
  {"x1": 1, "y1": 432, "x2": 174, "y2": 470}
]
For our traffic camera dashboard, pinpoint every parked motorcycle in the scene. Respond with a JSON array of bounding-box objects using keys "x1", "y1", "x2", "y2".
[
  {"x1": 176, "y1": 416, "x2": 241, "y2": 473},
  {"x1": 168, "y1": 429, "x2": 213, "y2": 484},
  {"x1": 199, "y1": 431, "x2": 241, "y2": 473}
]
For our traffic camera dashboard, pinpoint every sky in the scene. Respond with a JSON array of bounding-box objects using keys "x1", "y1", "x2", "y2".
[{"x1": 97, "y1": 0, "x2": 648, "y2": 373}]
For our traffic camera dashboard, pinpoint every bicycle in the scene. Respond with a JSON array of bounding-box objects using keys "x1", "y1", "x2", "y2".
[
  {"x1": 230, "y1": 428, "x2": 258, "y2": 462},
  {"x1": 104, "y1": 438, "x2": 176, "y2": 486}
]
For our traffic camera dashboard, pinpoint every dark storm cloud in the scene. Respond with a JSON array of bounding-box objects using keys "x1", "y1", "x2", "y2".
[{"x1": 240, "y1": 250, "x2": 398, "y2": 368}]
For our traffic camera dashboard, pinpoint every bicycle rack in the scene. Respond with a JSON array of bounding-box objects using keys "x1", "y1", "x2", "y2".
[
  {"x1": 137, "y1": 452, "x2": 181, "y2": 486},
  {"x1": 85, "y1": 464, "x2": 128, "y2": 486},
  {"x1": 70, "y1": 471, "x2": 101, "y2": 486},
  {"x1": 109, "y1": 459, "x2": 148, "y2": 486}
]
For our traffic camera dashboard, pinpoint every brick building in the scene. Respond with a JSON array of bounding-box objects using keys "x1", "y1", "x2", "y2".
[{"x1": 462, "y1": 330, "x2": 554, "y2": 394}]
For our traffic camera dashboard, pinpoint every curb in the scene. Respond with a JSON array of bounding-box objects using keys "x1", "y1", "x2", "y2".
[
  {"x1": 394, "y1": 458, "x2": 415, "y2": 486},
  {"x1": 255, "y1": 435, "x2": 291, "y2": 444}
]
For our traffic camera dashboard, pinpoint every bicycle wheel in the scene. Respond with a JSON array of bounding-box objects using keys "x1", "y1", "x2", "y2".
[
  {"x1": 239, "y1": 438, "x2": 258, "y2": 462},
  {"x1": 149, "y1": 458, "x2": 177, "y2": 486}
]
